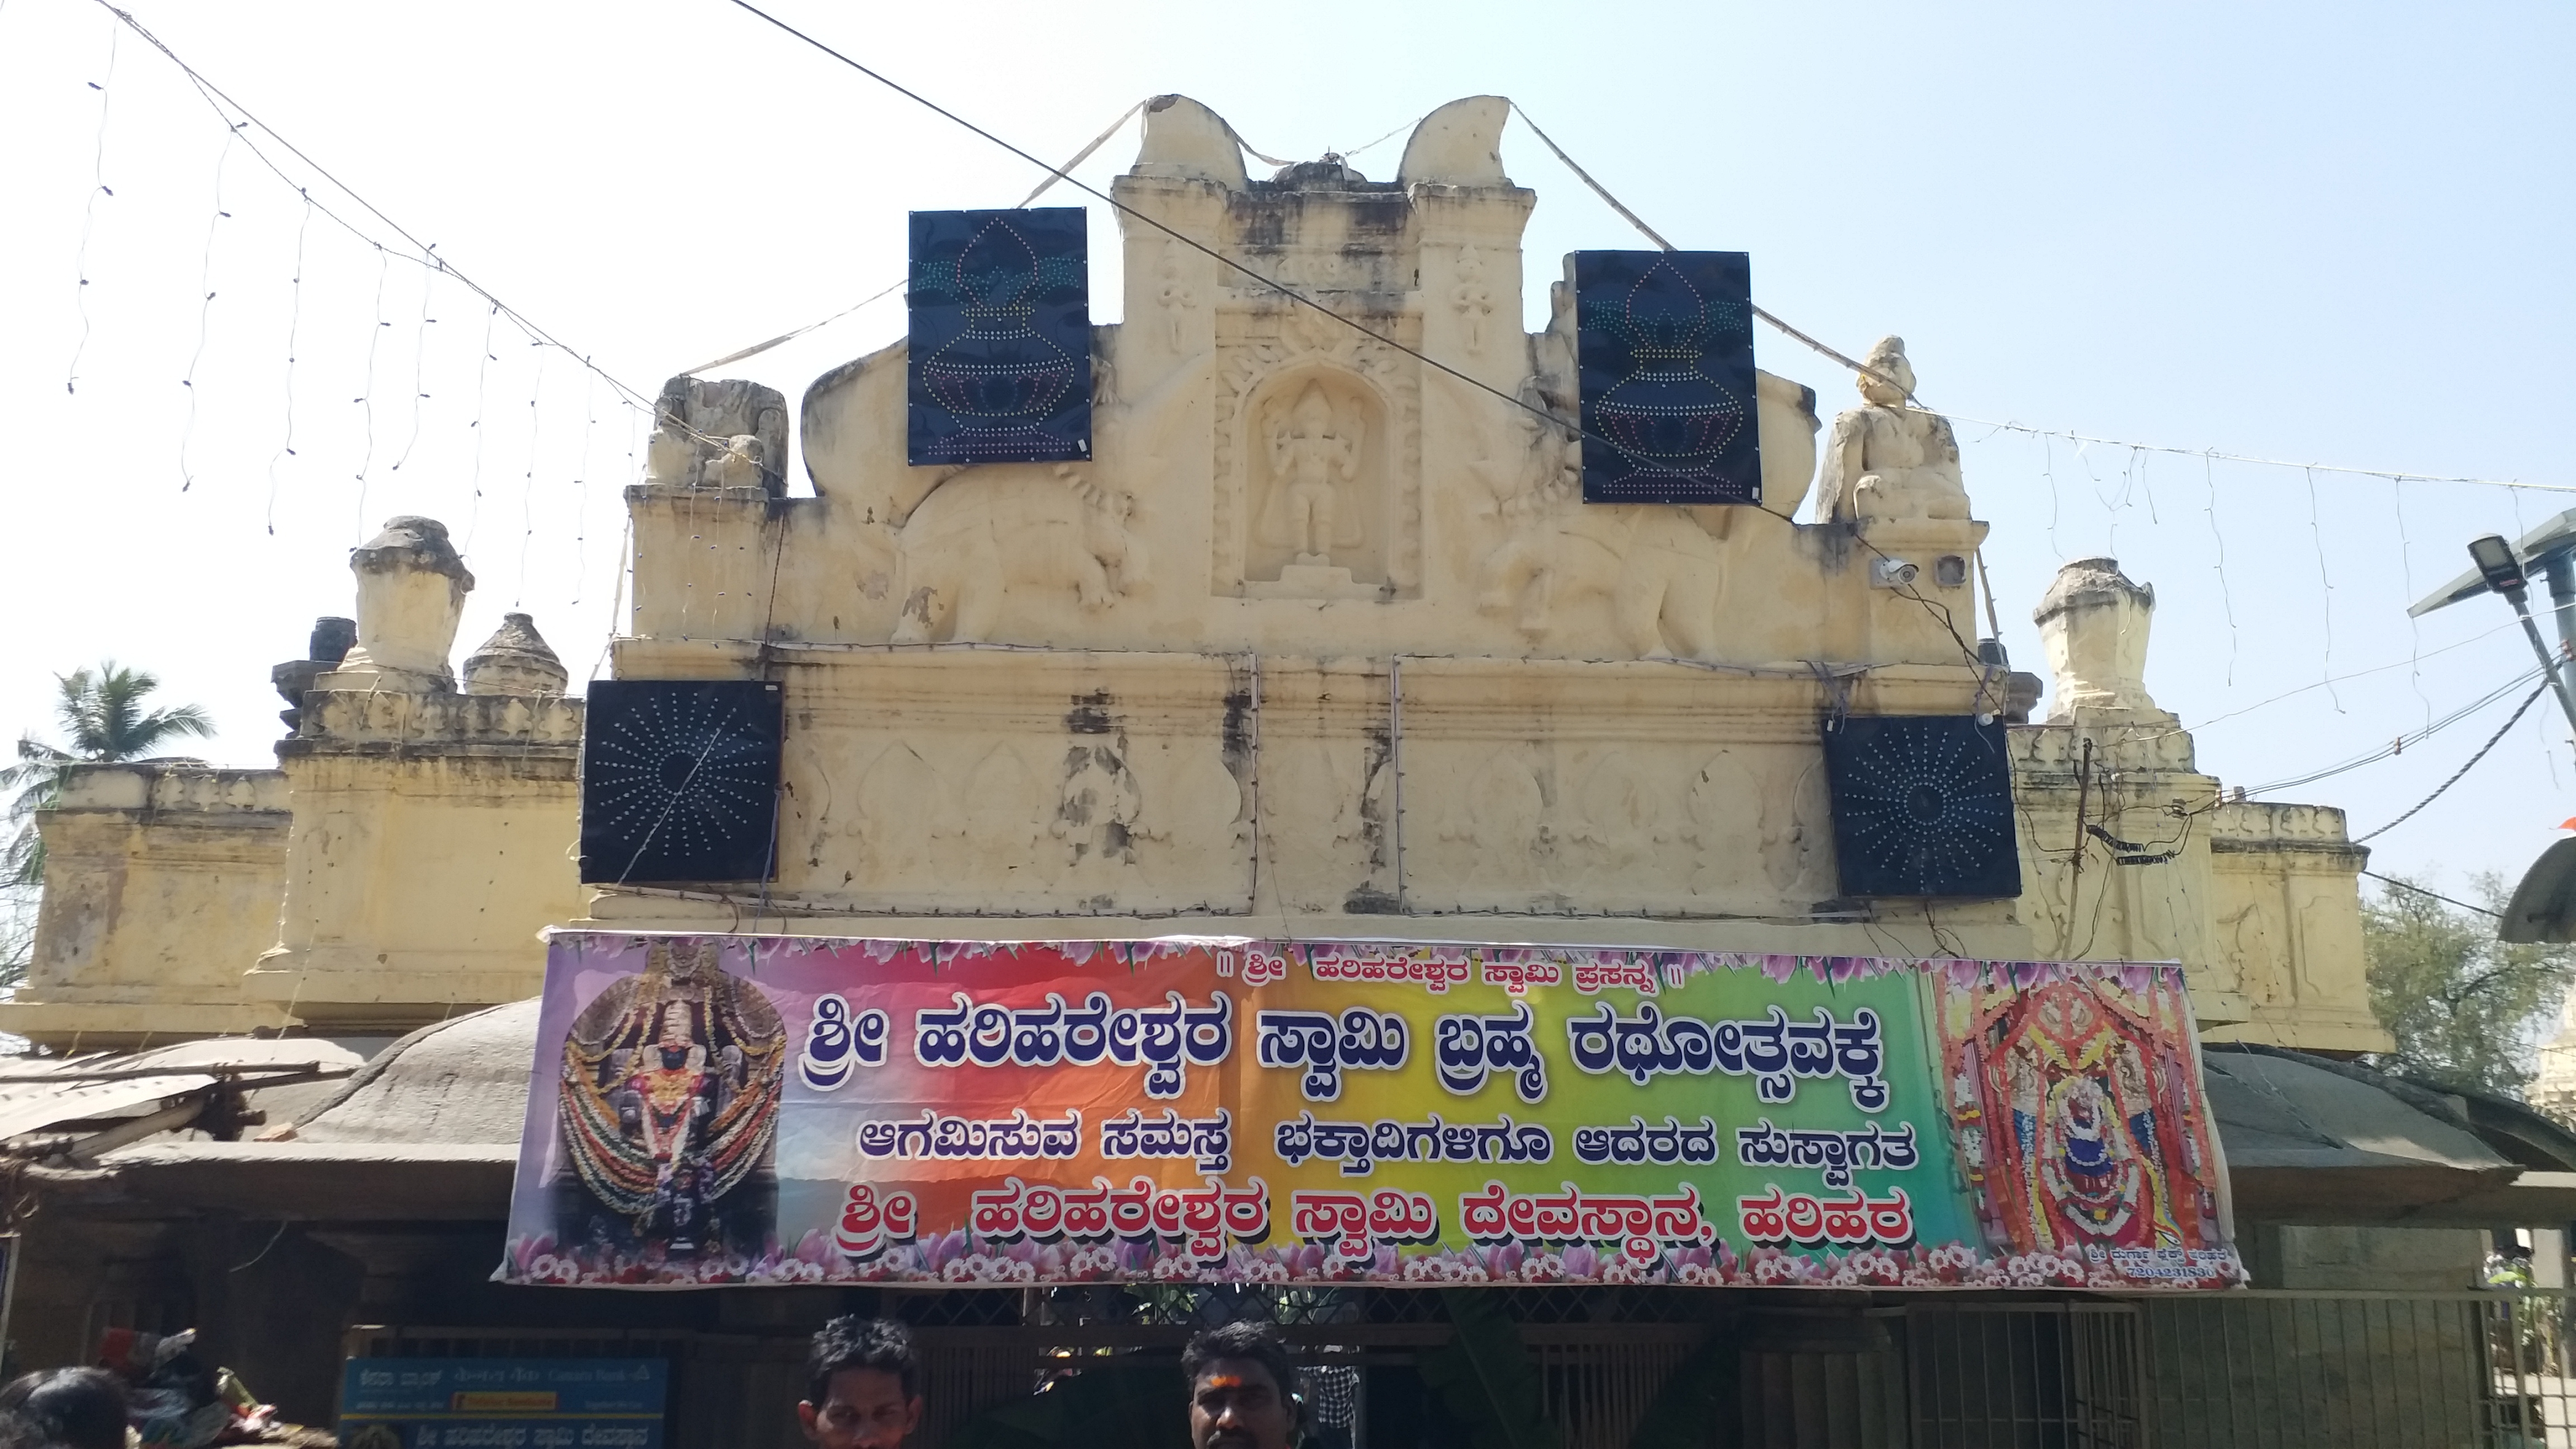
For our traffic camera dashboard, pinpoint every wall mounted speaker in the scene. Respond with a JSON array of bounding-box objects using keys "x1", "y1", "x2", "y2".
[
  {"x1": 579, "y1": 680, "x2": 784, "y2": 885},
  {"x1": 1821, "y1": 714, "x2": 2021, "y2": 899}
]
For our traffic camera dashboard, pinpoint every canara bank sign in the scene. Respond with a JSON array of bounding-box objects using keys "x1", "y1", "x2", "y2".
[{"x1": 497, "y1": 934, "x2": 2240, "y2": 1291}]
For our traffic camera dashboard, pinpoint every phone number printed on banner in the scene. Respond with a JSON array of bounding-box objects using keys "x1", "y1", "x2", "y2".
[
  {"x1": 1565, "y1": 1002, "x2": 1889, "y2": 1109},
  {"x1": 913, "y1": 990, "x2": 1233, "y2": 1097},
  {"x1": 1273, "y1": 1111, "x2": 1554, "y2": 1177},
  {"x1": 1254, "y1": 1008, "x2": 1409, "y2": 1101},
  {"x1": 1735, "y1": 1118, "x2": 1919, "y2": 1187},
  {"x1": 1735, "y1": 1185, "x2": 1916, "y2": 1248},
  {"x1": 856, "y1": 1108, "x2": 1083, "y2": 1162},
  {"x1": 1101, "y1": 1107, "x2": 1233, "y2": 1173},
  {"x1": 966, "y1": 1175, "x2": 1271, "y2": 1263},
  {"x1": 799, "y1": 994, "x2": 891, "y2": 1090},
  {"x1": 1569, "y1": 1114, "x2": 1722, "y2": 1166},
  {"x1": 1459, "y1": 1180, "x2": 1717, "y2": 1259}
]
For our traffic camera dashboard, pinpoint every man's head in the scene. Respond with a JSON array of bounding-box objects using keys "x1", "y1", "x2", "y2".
[
  {"x1": 1181, "y1": 1320, "x2": 1301, "y2": 1449},
  {"x1": 798, "y1": 1317, "x2": 922, "y2": 1449},
  {"x1": 0, "y1": 1369, "x2": 127, "y2": 1449}
]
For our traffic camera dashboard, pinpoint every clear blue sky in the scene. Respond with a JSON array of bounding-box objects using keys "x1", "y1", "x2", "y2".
[{"x1": 1, "y1": 0, "x2": 2569, "y2": 898}]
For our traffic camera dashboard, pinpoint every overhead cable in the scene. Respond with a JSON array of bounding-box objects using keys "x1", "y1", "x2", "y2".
[
  {"x1": 91, "y1": 2, "x2": 668, "y2": 424},
  {"x1": 2361, "y1": 870, "x2": 2503, "y2": 921},
  {"x1": 1947, "y1": 416, "x2": 2570, "y2": 497},
  {"x1": 2351, "y1": 676, "x2": 2554, "y2": 844},
  {"x1": 2247, "y1": 664, "x2": 2550, "y2": 796}
]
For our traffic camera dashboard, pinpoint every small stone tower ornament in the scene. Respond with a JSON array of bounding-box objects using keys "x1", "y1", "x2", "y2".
[
  {"x1": 324, "y1": 517, "x2": 475, "y2": 693},
  {"x1": 2033, "y1": 557, "x2": 2166, "y2": 721},
  {"x1": 462, "y1": 612, "x2": 570, "y2": 697}
]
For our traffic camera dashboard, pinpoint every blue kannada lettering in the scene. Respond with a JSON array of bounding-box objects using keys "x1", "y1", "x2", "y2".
[
  {"x1": 1433, "y1": 1001, "x2": 1549, "y2": 1104},
  {"x1": 1563, "y1": 1002, "x2": 1887, "y2": 1109},
  {"x1": 1254, "y1": 1007, "x2": 1409, "y2": 1102},
  {"x1": 800, "y1": 993, "x2": 890, "y2": 1091},
  {"x1": 912, "y1": 990, "x2": 1233, "y2": 1098},
  {"x1": 1272, "y1": 1110, "x2": 1554, "y2": 1177},
  {"x1": 856, "y1": 1107, "x2": 1085, "y2": 1161},
  {"x1": 1569, "y1": 1114, "x2": 1722, "y2": 1166},
  {"x1": 1100, "y1": 1107, "x2": 1233, "y2": 1173}
]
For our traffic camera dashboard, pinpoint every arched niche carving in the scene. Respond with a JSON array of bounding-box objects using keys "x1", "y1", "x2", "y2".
[{"x1": 1235, "y1": 364, "x2": 1393, "y2": 595}]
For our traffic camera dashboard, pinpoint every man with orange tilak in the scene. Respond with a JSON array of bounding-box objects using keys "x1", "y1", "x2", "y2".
[
  {"x1": 798, "y1": 1317, "x2": 924, "y2": 1449},
  {"x1": 1183, "y1": 1321, "x2": 1307, "y2": 1449}
]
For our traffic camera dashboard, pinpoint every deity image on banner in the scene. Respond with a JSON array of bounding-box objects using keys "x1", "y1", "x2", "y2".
[
  {"x1": 553, "y1": 939, "x2": 785, "y2": 1262},
  {"x1": 1933, "y1": 969, "x2": 2230, "y2": 1266}
]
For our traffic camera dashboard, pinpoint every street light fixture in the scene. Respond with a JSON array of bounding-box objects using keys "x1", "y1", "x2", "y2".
[{"x1": 2414, "y1": 521, "x2": 2576, "y2": 940}]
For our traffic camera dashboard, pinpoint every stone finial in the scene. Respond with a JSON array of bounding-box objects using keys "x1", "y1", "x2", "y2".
[
  {"x1": 272, "y1": 615, "x2": 360, "y2": 732},
  {"x1": 461, "y1": 612, "x2": 570, "y2": 697},
  {"x1": 326, "y1": 517, "x2": 474, "y2": 692},
  {"x1": 2034, "y1": 556, "x2": 2161, "y2": 720}
]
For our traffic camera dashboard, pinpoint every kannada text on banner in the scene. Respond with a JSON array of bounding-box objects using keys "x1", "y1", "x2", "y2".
[{"x1": 496, "y1": 935, "x2": 2239, "y2": 1290}]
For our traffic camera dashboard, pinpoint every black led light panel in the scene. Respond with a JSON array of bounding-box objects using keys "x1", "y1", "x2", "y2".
[
  {"x1": 1821, "y1": 715, "x2": 2021, "y2": 899},
  {"x1": 579, "y1": 680, "x2": 783, "y2": 885},
  {"x1": 1574, "y1": 249, "x2": 1762, "y2": 505},
  {"x1": 907, "y1": 207, "x2": 1092, "y2": 466}
]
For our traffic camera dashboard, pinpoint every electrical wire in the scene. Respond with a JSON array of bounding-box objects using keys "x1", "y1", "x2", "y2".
[
  {"x1": 2351, "y1": 677, "x2": 2553, "y2": 844},
  {"x1": 90, "y1": 2, "x2": 680, "y2": 432},
  {"x1": 2362, "y1": 869, "x2": 2503, "y2": 921},
  {"x1": 2246, "y1": 663, "x2": 2549, "y2": 795},
  {"x1": 1949, "y1": 417, "x2": 2570, "y2": 497}
]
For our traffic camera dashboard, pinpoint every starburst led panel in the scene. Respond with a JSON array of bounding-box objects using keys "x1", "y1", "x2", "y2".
[
  {"x1": 579, "y1": 680, "x2": 783, "y2": 885},
  {"x1": 1821, "y1": 715, "x2": 2021, "y2": 899}
]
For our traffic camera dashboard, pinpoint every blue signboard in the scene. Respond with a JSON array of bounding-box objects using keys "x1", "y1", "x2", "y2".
[{"x1": 339, "y1": 1359, "x2": 666, "y2": 1449}]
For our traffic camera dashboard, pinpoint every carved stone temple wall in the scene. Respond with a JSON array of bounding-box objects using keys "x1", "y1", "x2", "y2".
[
  {"x1": 0, "y1": 522, "x2": 586, "y2": 1049},
  {"x1": 0, "y1": 97, "x2": 2388, "y2": 1057},
  {"x1": 596, "y1": 96, "x2": 2385, "y2": 1050}
]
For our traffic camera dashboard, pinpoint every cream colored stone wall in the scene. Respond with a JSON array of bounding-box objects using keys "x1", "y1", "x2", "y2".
[
  {"x1": 245, "y1": 688, "x2": 584, "y2": 1034},
  {"x1": 0, "y1": 763, "x2": 294, "y2": 1048}
]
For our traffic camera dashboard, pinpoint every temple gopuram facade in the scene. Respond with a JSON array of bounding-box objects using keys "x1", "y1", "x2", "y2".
[{"x1": 17, "y1": 97, "x2": 2566, "y2": 1449}]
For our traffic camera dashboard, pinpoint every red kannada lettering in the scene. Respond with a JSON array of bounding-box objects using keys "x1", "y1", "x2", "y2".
[
  {"x1": 1735, "y1": 1185, "x2": 1915, "y2": 1248},
  {"x1": 962, "y1": 1177, "x2": 1273, "y2": 1262},
  {"x1": 1456, "y1": 1181, "x2": 1716, "y2": 1257},
  {"x1": 834, "y1": 1185, "x2": 920, "y2": 1261}
]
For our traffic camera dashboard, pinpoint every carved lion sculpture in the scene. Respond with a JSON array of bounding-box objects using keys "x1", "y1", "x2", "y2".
[
  {"x1": 1478, "y1": 501, "x2": 1726, "y2": 660},
  {"x1": 891, "y1": 469, "x2": 1145, "y2": 645}
]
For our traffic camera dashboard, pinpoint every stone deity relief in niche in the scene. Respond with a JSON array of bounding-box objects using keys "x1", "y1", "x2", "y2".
[{"x1": 1213, "y1": 306, "x2": 1422, "y2": 599}]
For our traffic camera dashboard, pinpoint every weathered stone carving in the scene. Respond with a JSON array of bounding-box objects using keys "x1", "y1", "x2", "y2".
[
  {"x1": 325, "y1": 517, "x2": 473, "y2": 692},
  {"x1": 1450, "y1": 245, "x2": 1496, "y2": 357},
  {"x1": 271, "y1": 615, "x2": 357, "y2": 730},
  {"x1": 462, "y1": 612, "x2": 570, "y2": 697},
  {"x1": 644, "y1": 376, "x2": 789, "y2": 495},
  {"x1": 1479, "y1": 501, "x2": 1726, "y2": 659},
  {"x1": 2034, "y1": 556, "x2": 2161, "y2": 719},
  {"x1": 890, "y1": 469, "x2": 1145, "y2": 644},
  {"x1": 1812, "y1": 337, "x2": 1968, "y2": 524},
  {"x1": 1216, "y1": 306, "x2": 1422, "y2": 597}
]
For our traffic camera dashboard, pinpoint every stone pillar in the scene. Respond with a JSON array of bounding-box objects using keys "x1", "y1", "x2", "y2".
[
  {"x1": 323, "y1": 517, "x2": 475, "y2": 692},
  {"x1": 2034, "y1": 557, "x2": 2163, "y2": 721}
]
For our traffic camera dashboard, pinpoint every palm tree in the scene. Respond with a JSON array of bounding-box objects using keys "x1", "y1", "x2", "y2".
[{"x1": 2, "y1": 662, "x2": 216, "y2": 887}]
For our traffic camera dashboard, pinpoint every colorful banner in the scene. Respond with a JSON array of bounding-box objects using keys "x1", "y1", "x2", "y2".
[{"x1": 496, "y1": 935, "x2": 2241, "y2": 1291}]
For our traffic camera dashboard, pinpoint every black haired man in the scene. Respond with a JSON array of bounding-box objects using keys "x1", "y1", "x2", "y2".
[
  {"x1": 798, "y1": 1317, "x2": 923, "y2": 1449},
  {"x1": 1182, "y1": 1320, "x2": 1304, "y2": 1449}
]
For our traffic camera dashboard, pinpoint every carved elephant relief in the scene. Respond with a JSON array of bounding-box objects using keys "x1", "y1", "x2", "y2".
[{"x1": 890, "y1": 470, "x2": 1147, "y2": 645}]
